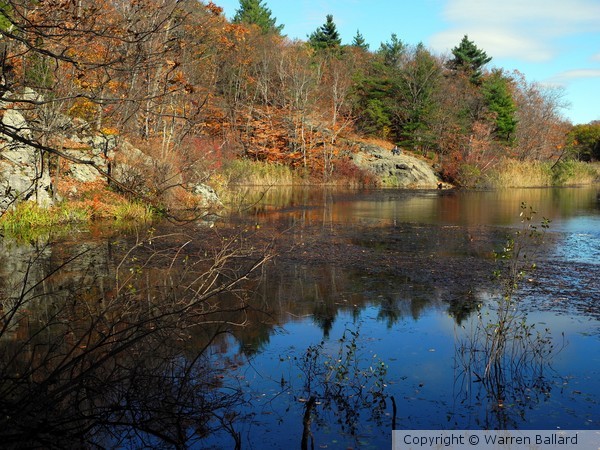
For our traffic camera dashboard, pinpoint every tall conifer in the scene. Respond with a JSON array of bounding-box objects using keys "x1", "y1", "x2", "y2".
[
  {"x1": 308, "y1": 14, "x2": 342, "y2": 51},
  {"x1": 232, "y1": 0, "x2": 283, "y2": 35},
  {"x1": 449, "y1": 35, "x2": 491, "y2": 84}
]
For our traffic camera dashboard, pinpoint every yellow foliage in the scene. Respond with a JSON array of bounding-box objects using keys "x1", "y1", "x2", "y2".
[
  {"x1": 68, "y1": 98, "x2": 97, "y2": 122},
  {"x1": 100, "y1": 127, "x2": 119, "y2": 136}
]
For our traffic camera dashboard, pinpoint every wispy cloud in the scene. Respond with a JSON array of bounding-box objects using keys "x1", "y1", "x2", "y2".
[
  {"x1": 549, "y1": 69, "x2": 600, "y2": 83},
  {"x1": 430, "y1": 28, "x2": 552, "y2": 62},
  {"x1": 429, "y1": 0, "x2": 600, "y2": 62},
  {"x1": 444, "y1": 0, "x2": 600, "y2": 30}
]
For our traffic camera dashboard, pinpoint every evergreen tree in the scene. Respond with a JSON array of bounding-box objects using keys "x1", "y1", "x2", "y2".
[
  {"x1": 351, "y1": 29, "x2": 369, "y2": 50},
  {"x1": 232, "y1": 0, "x2": 283, "y2": 35},
  {"x1": 449, "y1": 35, "x2": 491, "y2": 84},
  {"x1": 308, "y1": 14, "x2": 341, "y2": 51},
  {"x1": 482, "y1": 70, "x2": 517, "y2": 144},
  {"x1": 378, "y1": 33, "x2": 405, "y2": 68}
]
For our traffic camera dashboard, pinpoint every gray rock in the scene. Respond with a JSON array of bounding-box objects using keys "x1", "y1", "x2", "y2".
[
  {"x1": 351, "y1": 144, "x2": 439, "y2": 188},
  {"x1": 1, "y1": 108, "x2": 54, "y2": 211},
  {"x1": 191, "y1": 183, "x2": 223, "y2": 208}
]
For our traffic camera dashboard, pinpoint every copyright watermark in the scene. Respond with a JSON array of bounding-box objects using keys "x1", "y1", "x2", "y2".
[{"x1": 392, "y1": 430, "x2": 600, "y2": 449}]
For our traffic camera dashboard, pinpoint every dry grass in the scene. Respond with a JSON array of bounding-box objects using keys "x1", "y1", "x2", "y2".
[
  {"x1": 485, "y1": 159, "x2": 553, "y2": 188},
  {"x1": 483, "y1": 158, "x2": 600, "y2": 188}
]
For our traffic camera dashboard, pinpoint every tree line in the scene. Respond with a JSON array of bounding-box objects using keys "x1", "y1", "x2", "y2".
[{"x1": 0, "y1": 0, "x2": 598, "y2": 191}]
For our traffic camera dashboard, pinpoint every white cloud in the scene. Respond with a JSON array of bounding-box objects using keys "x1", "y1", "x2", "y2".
[
  {"x1": 429, "y1": 28, "x2": 553, "y2": 62},
  {"x1": 443, "y1": 0, "x2": 600, "y2": 32},
  {"x1": 550, "y1": 69, "x2": 600, "y2": 83},
  {"x1": 431, "y1": 0, "x2": 600, "y2": 62}
]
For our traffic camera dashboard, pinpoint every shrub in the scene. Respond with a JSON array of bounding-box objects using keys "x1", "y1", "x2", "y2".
[
  {"x1": 330, "y1": 157, "x2": 377, "y2": 187},
  {"x1": 551, "y1": 160, "x2": 598, "y2": 186},
  {"x1": 457, "y1": 164, "x2": 482, "y2": 187}
]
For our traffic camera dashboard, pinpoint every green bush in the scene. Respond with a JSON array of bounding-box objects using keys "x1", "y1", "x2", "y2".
[
  {"x1": 551, "y1": 160, "x2": 597, "y2": 186},
  {"x1": 457, "y1": 164, "x2": 482, "y2": 187}
]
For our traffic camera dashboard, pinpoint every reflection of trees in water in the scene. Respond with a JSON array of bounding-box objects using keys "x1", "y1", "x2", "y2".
[
  {"x1": 0, "y1": 229, "x2": 271, "y2": 448},
  {"x1": 227, "y1": 253, "x2": 485, "y2": 351}
]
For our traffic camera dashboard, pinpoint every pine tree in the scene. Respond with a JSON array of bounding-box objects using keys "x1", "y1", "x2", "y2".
[
  {"x1": 448, "y1": 35, "x2": 491, "y2": 84},
  {"x1": 308, "y1": 14, "x2": 341, "y2": 51},
  {"x1": 351, "y1": 29, "x2": 369, "y2": 50},
  {"x1": 378, "y1": 33, "x2": 405, "y2": 67},
  {"x1": 232, "y1": 0, "x2": 283, "y2": 35}
]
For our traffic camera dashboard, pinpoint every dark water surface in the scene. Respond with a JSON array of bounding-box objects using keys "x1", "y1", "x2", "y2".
[{"x1": 1, "y1": 186, "x2": 599, "y2": 448}]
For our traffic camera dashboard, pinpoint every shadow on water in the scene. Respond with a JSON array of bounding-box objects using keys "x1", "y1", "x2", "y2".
[{"x1": 0, "y1": 186, "x2": 599, "y2": 447}]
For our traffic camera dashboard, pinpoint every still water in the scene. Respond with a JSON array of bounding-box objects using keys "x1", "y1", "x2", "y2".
[
  {"x1": 204, "y1": 186, "x2": 600, "y2": 448},
  {"x1": 0, "y1": 186, "x2": 599, "y2": 448}
]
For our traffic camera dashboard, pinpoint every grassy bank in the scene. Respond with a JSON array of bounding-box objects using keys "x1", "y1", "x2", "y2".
[
  {"x1": 213, "y1": 157, "x2": 376, "y2": 191},
  {"x1": 1, "y1": 186, "x2": 153, "y2": 240},
  {"x1": 469, "y1": 159, "x2": 600, "y2": 188}
]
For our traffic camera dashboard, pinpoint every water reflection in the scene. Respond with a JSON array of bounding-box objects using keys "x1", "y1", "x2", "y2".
[
  {"x1": 1, "y1": 186, "x2": 599, "y2": 447},
  {"x1": 0, "y1": 228, "x2": 271, "y2": 448},
  {"x1": 235, "y1": 185, "x2": 600, "y2": 228}
]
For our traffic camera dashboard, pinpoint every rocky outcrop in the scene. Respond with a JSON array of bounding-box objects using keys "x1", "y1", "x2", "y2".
[
  {"x1": 1, "y1": 93, "x2": 222, "y2": 213},
  {"x1": 0, "y1": 108, "x2": 54, "y2": 211},
  {"x1": 350, "y1": 142, "x2": 440, "y2": 188}
]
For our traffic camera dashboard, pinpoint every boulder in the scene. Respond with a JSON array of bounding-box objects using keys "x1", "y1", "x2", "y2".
[
  {"x1": 351, "y1": 143, "x2": 439, "y2": 188},
  {"x1": 191, "y1": 183, "x2": 223, "y2": 208}
]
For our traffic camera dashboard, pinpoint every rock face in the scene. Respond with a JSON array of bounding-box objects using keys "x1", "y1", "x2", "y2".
[
  {"x1": 0, "y1": 92, "x2": 221, "y2": 213},
  {"x1": 0, "y1": 108, "x2": 54, "y2": 211},
  {"x1": 351, "y1": 143, "x2": 439, "y2": 188}
]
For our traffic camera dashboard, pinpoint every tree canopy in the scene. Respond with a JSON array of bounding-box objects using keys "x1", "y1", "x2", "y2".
[
  {"x1": 308, "y1": 14, "x2": 341, "y2": 50},
  {"x1": 351, "y1": 29, "x2": 369, "y2": 50},
  {"x1": 449, "y1": 35, "x2": 492, "y2": 84},
  {"x1": 567, "y1": 123, "x2": 600, "y2": 161},
  {"x1": 232, "y1": 0, "x2": 283, "y2": 34},
  {"x1": 0, "y1": 0, "x2": 576, "y2": 197}
]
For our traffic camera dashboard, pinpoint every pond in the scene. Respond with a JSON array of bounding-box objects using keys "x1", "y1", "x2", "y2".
[{"x1": 1, "y1": 186, "x2": 599, "y2": 448}]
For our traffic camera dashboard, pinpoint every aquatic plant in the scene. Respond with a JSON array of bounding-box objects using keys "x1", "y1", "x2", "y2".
[
  {"x1": 280, "y1": 325, "x2": 389, "y2": 449},
  {"x1": 455, "y1": 202, "x2": 562, "y2": 427}
]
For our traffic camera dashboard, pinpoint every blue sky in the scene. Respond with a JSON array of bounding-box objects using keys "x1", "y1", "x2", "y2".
[{"x1": 213, "y1": 0, "x2": 600, "y2": 125}]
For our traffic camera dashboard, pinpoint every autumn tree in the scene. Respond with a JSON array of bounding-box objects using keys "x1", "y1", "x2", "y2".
[
  {"x1": 566, "y1": 122, "x2": 600, "y2": 161},
  {"x1": 512, "y1": 72, "x2": 569, "y2": 160},
  {"x1": 0, "y1": 0, "x2": 230, "y2": 210}
]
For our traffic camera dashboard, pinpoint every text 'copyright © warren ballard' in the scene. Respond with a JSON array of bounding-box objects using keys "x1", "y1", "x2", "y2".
[{"x1": 392, "y1": 430, "x2": 598, "y2": 449}]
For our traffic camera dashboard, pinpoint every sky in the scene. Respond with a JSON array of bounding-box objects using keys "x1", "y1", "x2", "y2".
[{"x1": 213, "y1": 0, "x2": 600, "y2": 125}]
